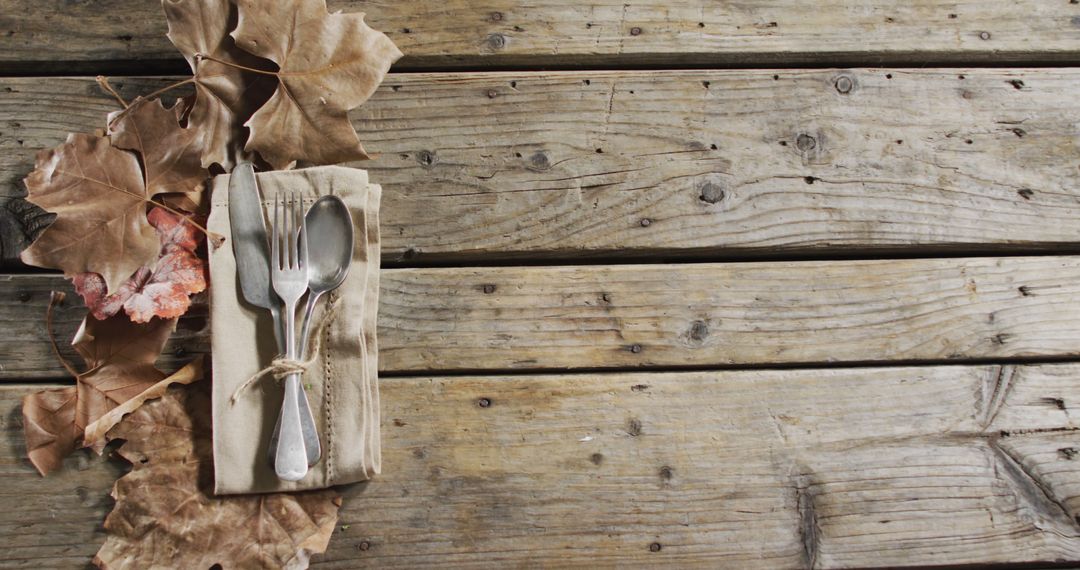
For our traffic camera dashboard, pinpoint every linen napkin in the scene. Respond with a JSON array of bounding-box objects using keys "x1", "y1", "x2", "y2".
[{"x1": 207, "y1": 165, "x2": 381, "y2": 495}]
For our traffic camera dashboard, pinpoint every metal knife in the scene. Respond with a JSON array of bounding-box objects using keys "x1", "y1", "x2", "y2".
[{"x1": 229, "y1": 162, "x2": 322, "y2": 466}]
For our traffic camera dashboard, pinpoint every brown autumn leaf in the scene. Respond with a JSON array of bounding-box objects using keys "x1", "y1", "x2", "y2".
[
  {"x1": 20, "y1": 133, "x2": 160, "y2": 294},
  {"x1": 73, "y1": 207, "x2": 208, "y2": 323},
  {"x1": 74, "y1": 315, "x2": 179, "y2": 453},
  {"x1": 94, "y1": 385, "x2": 341, "y2": 569},
  {"x1": 232, "y1": 0, "x2": 403, "y2": 169},
  {"x1": 83, "y1": 358, "x2": 204, "y2": 452},
  {"x1": 163, "y1": 0, "x2": 276, "y2": 170},
  {"x1": 22, "y1": 314, "x2": 178, "y2": 475},
  {"x1": 109, "y1": 96, "x2": 207, "y2": 199},
  {"x1": 22, "y1": 386, "x2": 78, "y2": 476}
]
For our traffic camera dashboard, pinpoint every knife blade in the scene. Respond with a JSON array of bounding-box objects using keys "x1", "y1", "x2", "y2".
[
  {"x1": 230, "y1": 162, "x2": 277, "y2": 315},
  {"x1": 229, "y1": 162, "x2": 322, "y2": 466}
]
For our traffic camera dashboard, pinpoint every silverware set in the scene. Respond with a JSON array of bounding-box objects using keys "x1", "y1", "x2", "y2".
[{"x1": 229, "y1": 162, "x2": 354, "y2": 481}]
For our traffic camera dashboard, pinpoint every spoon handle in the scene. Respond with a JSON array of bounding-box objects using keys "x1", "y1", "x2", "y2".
[{"x1": 296, "y1": 293, "x2": 324, "y2": 463}]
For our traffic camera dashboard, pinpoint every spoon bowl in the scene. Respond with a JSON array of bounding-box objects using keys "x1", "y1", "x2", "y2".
[{"x1": 305, "y1": 195, "x2": 355, "y2": 298}]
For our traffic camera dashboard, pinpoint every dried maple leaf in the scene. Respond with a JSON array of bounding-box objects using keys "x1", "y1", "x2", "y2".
[
  {"x1": 232, "y1": 0, "x2": 403, "y2": 169},
  {"x1": 94, "y1": 385, "x2": 341, "y2": 569},
  {"x1": 163, "y1": 0, "x2": 276, "y2": 170},
  {"x1": 22, "y1": 387, "x2": 78, "y2": 476},
  {"x1": 21, "y1": 315, "x2": 179, "y2": 475},
  {"x1": 73, "y1": 207, "x2": 207, "y2": 323},
  {"x1": 109, "y1": 97, "x2": 207, "y2": 197},
  {"x1": 83, "y1": 358, "x2": 204, "y2": 452},
  {"x1": 72, "y1": 315, "x2": 179, "y2": 453},
  {"x1": 20, "y1": 133, "x2": 160, "y2": 294}
]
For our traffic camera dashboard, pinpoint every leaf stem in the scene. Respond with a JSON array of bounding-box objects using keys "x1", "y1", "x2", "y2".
[
  {"x1": 196, "y1": 53, "x2": 279, "y2": 76},
  {"x1": 95, "y1": 76, "x2": 128, "y2": 109},
  {"x1": 45, "y1": 292, "x2": 82, "y2": 378}
]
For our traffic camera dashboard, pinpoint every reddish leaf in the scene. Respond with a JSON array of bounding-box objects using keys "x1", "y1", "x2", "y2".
[{"x1": 74, "y1": 207, "x2": 207, "y2": 323}]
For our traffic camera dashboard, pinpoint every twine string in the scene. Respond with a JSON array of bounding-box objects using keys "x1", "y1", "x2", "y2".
[{"x1": 230, "y1": 305, "x2": 337, "y2": 405}]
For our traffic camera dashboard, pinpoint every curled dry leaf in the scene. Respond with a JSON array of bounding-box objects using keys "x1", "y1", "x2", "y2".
[
  {"x1": 73, "y1": 315, "x2": 179, "y2": 454},
  {"x1": 163, "y1": 0, "x2": 276, "y2": 170},
  {"x1": 94, "y1": 385, "x2": 341, "y2": 570},
  {"x1": 20, "y1": 133, "x2": 159, "y2": 295},
  {"x1": 74, "y1": 207, "x2": 208, "y2": 323},
  {"x1": 22, "y1": 314, "x2": 178, "y2": 475},
  {"x1": 232, "y1": 0, "x2": 403, "y2": 169},
  {"x1": 83, "y1": 357, "x2": 204, "y2": 452}
]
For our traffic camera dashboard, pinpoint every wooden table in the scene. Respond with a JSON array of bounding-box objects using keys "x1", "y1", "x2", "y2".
[{"x1": 3, "y1": 1, "x2": 1080, "y2": 568}]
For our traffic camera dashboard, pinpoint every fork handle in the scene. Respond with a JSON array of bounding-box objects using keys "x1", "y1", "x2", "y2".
[
  {"x1": 275, "y1": 374, "x2": 308, "y2": 481},
  {"x1": 275, "y1": 301, "x2": 309, "y2": 481},
  {"x1": 267, "y1": 301, "x2": 321, "y2": 466}
]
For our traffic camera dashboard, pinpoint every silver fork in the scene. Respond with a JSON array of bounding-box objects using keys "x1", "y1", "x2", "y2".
[{"x1": 270, "y1": 191, "x2": 311, "y2": 481}]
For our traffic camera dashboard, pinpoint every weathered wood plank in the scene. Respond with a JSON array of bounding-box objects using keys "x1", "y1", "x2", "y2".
[
  {"x1": 2, "y1": 1, "x2": 1080, "y2": 72},
  {"x1": 5, "y1": 255, "x2": 1080, "y2": 379},
  {"x1": 4, "y1": 68, "x2": 1080, "y2": 267},
  {"x1": 2, "y1": 364, "x2": 1079, "y2": 567}
]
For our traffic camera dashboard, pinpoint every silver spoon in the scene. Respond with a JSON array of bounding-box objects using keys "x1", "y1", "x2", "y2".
[{"x1": 273, "y1": 195, "x2": 354, "y2": 466}]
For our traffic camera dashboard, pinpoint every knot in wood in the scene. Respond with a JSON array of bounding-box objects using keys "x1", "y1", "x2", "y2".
[
  {"x1": 834, "y1": 75, "x2": 854, "y2": 94},
  {"x1": 529, "y1": 151, "x2": 550, "y2": 170},
  {"x1": 796, "y1": 134, "x2": 817, "y2": 152},
  {"x1": 417, "y1": 150, "x2": 437, "y2": 167},
  {"x1": 486, "y1": 33, "x2": 507, "y2": 49},
  {"x1": 698, "y1": 181, "x2": 725, "y2": 204},
  {"x1": 630, "y1": 27, "x2": 643, "y2": 36}
]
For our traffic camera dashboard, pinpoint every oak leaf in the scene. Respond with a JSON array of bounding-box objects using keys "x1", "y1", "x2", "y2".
[
  {"x1": 22, "y1": 314, "x2": 180, "y2": 475},
  {"x1": 20, "y1": 133, "x2": 160, "y2": 294},
  {"x1": 163, "y1": 0, "x2": 276, "y2": 170},
  {"x1": 94, "y1": 385, "x2": 341, "y2": 570},
  {"x1": 232, "y1": 0, "x2": 403, "y2": 169},
  {"x1": 73, "y1": 207, "x2": 208, "y2": 323}
]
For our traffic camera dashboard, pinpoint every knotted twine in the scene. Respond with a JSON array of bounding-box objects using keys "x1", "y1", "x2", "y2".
[{"x1": 229, "y1": 303, "x2": 338, "y2": 405}]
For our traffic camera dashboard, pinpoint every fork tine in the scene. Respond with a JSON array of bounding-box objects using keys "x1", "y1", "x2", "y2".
[
  {"x1": 290, "y1": 192, "x2": 300, "y2": 269},
  {"x1": 271, "y1": 193, "x2": 280, "y2": 270},
  {"x1": 299, "y1": 195, "x2": 309, "y2": 271}
]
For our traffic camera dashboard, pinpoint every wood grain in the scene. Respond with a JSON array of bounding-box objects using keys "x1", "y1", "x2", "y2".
[
  {"x1": 2, "y1": 0, "x2": 1080, "y2": 72},
  {"x1": 4, "y1": 68, "x2": 1080, "y2": 267},
  {"x1": 5, "y1": 255, "x2": 1080, "y2": 379},
  {"x1": 2, "y1": 364, "x2": 1079, "y2": 567}
]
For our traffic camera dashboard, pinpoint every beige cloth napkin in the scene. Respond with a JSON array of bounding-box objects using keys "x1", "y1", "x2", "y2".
[{"x1": 207, "y1": 166, "x2": 381, "y2": 495}]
